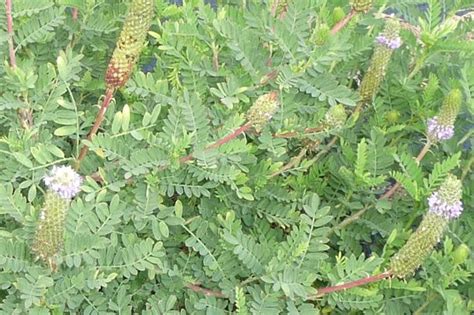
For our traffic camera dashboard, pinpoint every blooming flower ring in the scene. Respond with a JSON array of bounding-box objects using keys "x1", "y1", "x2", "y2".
[
  {"x1": 428, "y1": 192, "x2": 463, "y2": 219},
  {"x1": 376, "y1": 35, "x2": 402, "y2": 49},
  {"x1": 43, "y1": 165, "x2": 82, "y2": 199},
  {"x1": 427, "y1": 116, "x2": 455, "y2": 141}
]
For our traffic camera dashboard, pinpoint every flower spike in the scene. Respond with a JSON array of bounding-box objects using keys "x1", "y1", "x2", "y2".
[
  {"x1": 32, "y1": 165, "x2": 82, "y2": 270},
  {"x1": 427, "y1": 89, "x2": 462, "y2": 143},
  {"x1": 390, "y1": 174, "x2": 464, "y2": 278},
  {"x1": 105, "y1": 0, "x2": 154, "y2": 89}
]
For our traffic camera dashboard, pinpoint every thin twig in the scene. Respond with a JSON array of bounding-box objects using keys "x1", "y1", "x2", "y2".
[
  {"x1": 179, "y1": 123, "x2": 252, "y2": 164},
  {"x1": 270, "y1": 148, "x2": 307, "y2": 178},
  {"x1": 5, "y1": 0, "x2": 16, "y2": 68},
  {"x1": 185, "y1": 283, "x2": 226, "y2": 298},
  {"x1": 309, "y1": 271, "x2": 392, "y2": 299},
  {"x1": 328, "y1": 204, "x2": 370, "y2": 236},
  {"x1": 330, "y1": 9, "x2": 356, "y2": 35},
  {"x1": 274, "y1": 126, "x2": 324, "y2": 139},
  {"x1": 76, "y1": 88, "x2": 115, "y2": 167},
  {"x1": 329, "y1": 140, "x2": 433, "y2": 235},
  {"x1": 379, "y1": 141, "x2": 432, "y2": 200},
  {"x1": 72, "y1": 7, "x2": 79, "y2": 21}
]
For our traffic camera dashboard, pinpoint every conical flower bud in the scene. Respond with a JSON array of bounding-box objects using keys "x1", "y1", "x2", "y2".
[
  {"x1": 105, "y1": 0, "x2": 154, "y2": 89},
  {"x1": 359, "y1": 19, "x2": 401, "y2": 105},
  {"x1": 351, "y1": 0, "x2": 373, "y2": 13},
  {"x1": 427, "y1": 89, "x2": 462, "y2": 142},
  {"x1": 313, "y1": 24, "x2": 331, "y2": 46},
  {"x1": 332, "y1": 7, "x2": 346, "y2": 24},
  {"x1": 390, "y1": 174, "x2": 464, "y2": 278},
  {"x1": 246, "y1": 91, "x2": 279, "y2": 131},
  {"x1": 324, "y1": 104, "x2": 347, "y2": 129},
  {"x1": 32, "y1": 166, "x2": 82, "y2": 270}
]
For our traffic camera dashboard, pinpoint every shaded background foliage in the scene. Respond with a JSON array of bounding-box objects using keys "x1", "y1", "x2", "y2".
[{"x1": 0, "y1": 0, "x2": 473, "y2": 314}]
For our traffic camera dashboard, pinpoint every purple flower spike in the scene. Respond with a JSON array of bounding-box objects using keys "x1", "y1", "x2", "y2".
[
  {"x1": 376, "y1": 35, "x2": 402, "y2": 49},
  {"x1": 43, "y1": 165, "x2": 82, "y2": 199},
  {"x1": 428, "y1": 174, "x2": 463, "y2": 220},
  {"x1": 428, "y1": 193, "x2": 463, "y2": 219},
  {"x1": 388, "y1": 37, "x2": 402, "y2": 49},
  {"x1": 427, "y1": 116, "x2": 455, "y2": 141}
]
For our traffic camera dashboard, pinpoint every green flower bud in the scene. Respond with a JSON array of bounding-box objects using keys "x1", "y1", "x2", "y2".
[
  {"x1": 246, "y1": 91, "x2": 279, "y2": 132},
  {"x1": 324, "y1": 104, "x2": 347, "y2": 129},
  {"x1": 32, "y1": 191, "x2": 70, "y2": 270},
  {"x1": 385, "y1": 110, "x2": 400, "y2": 123},
  {"x1": 313, "y1": 24, "x2": 331, "y2": 46},
  {"x1": 106, "y1": 0, "x2": 154, "y2": 89},
  {"x1": 452, "y1": 244, "x2": 469, "y2": 265},
  {"x1": 332, "y1": 7, "x2": 345, "y2": 24},
  {"x1": 351, "y1": 0, "x2": 372, "y2": 12},
  {"x1": 359, "y1": 19, "x2": 401, "y2": 105},
  {"x1": 390, "y1": 212, "x2": 448, "y2": 278},
  {"x1": 438, "y1": 89, "x2": 462, "y2": 127}
]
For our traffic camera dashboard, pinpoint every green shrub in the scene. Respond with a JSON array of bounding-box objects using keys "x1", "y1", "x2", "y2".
[{"x1": 0, "y1": 0, "x2": 472, "y2": 313}]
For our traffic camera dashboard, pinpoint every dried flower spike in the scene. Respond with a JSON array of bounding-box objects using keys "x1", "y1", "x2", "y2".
[
  {"x1": 246, "y1": 91, "x2": 279, "y2": 132},
  {"x1": 427, "y1": 89, "x2": 462, "y2": 143},
  {"x1": 359, "y1": 19, "x2": 401, "y2": 105},
  {"x1": 351, "y1": 0, "x2": 372, "y2": 13},
  {"x1": 324, "y1": 104, "x2": 347, "y2": 129},
  {"x1": 105, "y1": 0, "x2": 154, "y2": 89},
  {"x1": 390, "y1": 174, "x2": 464, "y2": 278}
]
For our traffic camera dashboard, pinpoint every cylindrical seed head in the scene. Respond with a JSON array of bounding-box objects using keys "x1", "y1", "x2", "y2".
[
  {"x1": 105, "y1": 0, "x2": 154, "y2": 89},
  {"x1": 351, "y1": 0, "x2": 373, "y2": 13},
  {"x1": 359, "y1": 19, "x2": 401, "y2": 105},
  {"x1": 390, "y1": 212, "x2": 448, "y2": 278},
  {"x1": 32, "y1": 190, "x2": 70, "y2": 269}
]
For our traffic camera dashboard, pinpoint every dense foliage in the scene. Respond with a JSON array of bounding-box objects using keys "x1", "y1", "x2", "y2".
[{"x1": 0, "y1": 0, "x2": 472, "y2": 314}]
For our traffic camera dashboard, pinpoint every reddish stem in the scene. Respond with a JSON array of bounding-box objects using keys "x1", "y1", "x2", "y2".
[
  {"x1": 274, "y1": 126, "x2": 325, "y2": 139},
  {"x1": 331, "y1": 9, "x2": 356, "y2": 35},
  {"x1": 379, "y1": 141, "x2": 432, "y2": 200},
  {"x1": 311, "y1": 271, "x2": 392, "y2": 299},
  {"x1": 76, "y1": 88, "x2": 115, "y2": 166},
  {"x1": 5, "y1": 0, "x2": 16, "y2": 68},
  {"x1": 179, "y1": 123, "x2": 252, "y2": 164},
  {"x1": 72, "y1": 7, "x2": 79, "y2": 21},
  {"x1": 185, "y1": 283, "x2": 225, "y2": 298}
]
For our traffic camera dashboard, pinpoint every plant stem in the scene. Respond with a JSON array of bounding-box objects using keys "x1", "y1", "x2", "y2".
[
  {"x1": 72, "y1": 7, "x2": 79, "y2": 21},
  {"x1": 179, "y1": 123, "x2": 252, "y2": 164},
  {"x1": 328, "y1": 204, "x2": 370, "y2": 236},
  {"x1": 76, "y1": 88, "x2": 115, "y2": 168},
  {"x1": 274, "y1": 126, "x2": 324, "y2": 139},
  {"x1": 379, "y1": 141, "x2": 432, "y2": 200},
  {"x1": 331, "y1": 9, "x2": 356, "y2": 35},
  {"x1": 270, "y1": 148, "x2": 307, "y2": 178},
  {"x1": 309, "y1": 271, "x2": 392, "y2": 299},
  {"x1": 329, "y1": 140, "x2": 433, "y2": 236},
  {"x1": 5, "y1": 0, "x2": 16, "y2": 69},
  {"x1": 185, "y1": 283, "x2": 226, "y2": 298}
]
